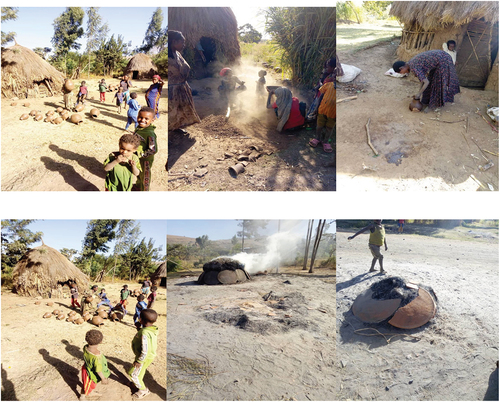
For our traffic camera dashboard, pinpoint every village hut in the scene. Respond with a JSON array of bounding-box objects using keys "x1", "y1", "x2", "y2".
[
  {"x1": 390, "y1": 1, "x2": 499, "y2": 89},
  {"x1": 12, "y1": 244, "x2": 90, "y2": 298},
  {"x1": 169, "y1": 7, "x2": 241, "y2": 78},
  {"x1": 151, "y1": 261, "x2": 166, "y2": 287},
  {"x1": 1, "y1": 44, "x2": 65, "y2": 99},
  {"x1": 124, "y1": 53, "x2": 158, "y2": 80}
]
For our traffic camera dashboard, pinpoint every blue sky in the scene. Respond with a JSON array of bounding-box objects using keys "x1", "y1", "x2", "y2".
[
  {"x1": 26, "y1": 220, "x2": 166, "y2": 257},
  {"x1": 3, "y1": 7, "x2": 167, "y2": 53},
  {"x1": 167, "y1": 220, "x2": 335, "y2": 240}
]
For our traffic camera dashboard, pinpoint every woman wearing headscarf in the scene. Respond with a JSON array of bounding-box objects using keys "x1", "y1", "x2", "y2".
[
  {"x1": 168, "y1": 30, "x2": 201, "y2": 132},
  {"x1": 267, "y1": 87, "x2": 305, "y2": 132},
  {"x1": 393, "y1": 50, "x2": 460, "y2": 109},
  {"x1": 145, "y1": 75, "x2": 164, "y2": 119}
]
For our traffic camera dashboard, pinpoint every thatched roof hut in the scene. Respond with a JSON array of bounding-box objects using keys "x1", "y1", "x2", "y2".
[
  {"x1": 169, "y1": 7, "x2": 241, "y2": 78},
  {"x1": 152, "y1": 261, "x2": 166, "y2": 287},
  {"x1": 124, "y1": 53, "x2": 158, "y2": 80},
  {"x1": 12, "y1": 244, "x2": 90, "y2": 298},
  {"x1": 390, "y1": 1, "x2": 499, "y2": 88},
  {"x1": 1, "y1": 44, "x2": 65, "y2": 99}
]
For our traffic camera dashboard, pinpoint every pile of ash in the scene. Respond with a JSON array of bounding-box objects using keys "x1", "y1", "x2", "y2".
[{"x1": 198, "y1": 114, "x2": 244, "y2": 137}]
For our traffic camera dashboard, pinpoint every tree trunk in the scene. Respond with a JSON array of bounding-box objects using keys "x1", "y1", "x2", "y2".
[
  {"x1": 309, "y1": 220, "x2": 326, "y2": 273},
  {"x1": 241, "y1": 221, "x2": 245, "y2": 251},
  {"x1": 303, "y1": 220, "x2": 314, "y2": 270}
]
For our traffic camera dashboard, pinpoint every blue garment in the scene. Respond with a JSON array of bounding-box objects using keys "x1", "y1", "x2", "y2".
[
  {"x1": 125, "y1": 99, "x2": 141, "y2": 129},
  {"x1": 133, "y1": 301, "x2": 148, "y2": 323}
]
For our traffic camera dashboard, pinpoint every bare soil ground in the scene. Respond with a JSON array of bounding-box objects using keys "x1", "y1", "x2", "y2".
[
  {"x1": 336, "y1": 226, "x2": 498, "y2": 400},
  {"x1": 1, "y1": 78, "x2": 167, "y2": 191},
  {"x1": 337, "y1": 39, "x2": 499, "y2": 191},
  {"x1": 167, "y1": 268, "x2": 337, "y2": 400},
  {"x1": 1, "y1": 281, "x2": 166, "y2": 401},
  {"x1": 168, "y1": 60, "x2": 336, "y2": 191}
]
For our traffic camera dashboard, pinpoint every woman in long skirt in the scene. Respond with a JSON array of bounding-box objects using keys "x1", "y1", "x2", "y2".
[
  {"x1": 168, "y1": 30, "x2": 201, "y2": 132},
  {"x1": 393, "y1": 50, "x2": 460, "y2": 109},
  {"x1": 145, "y1": 75, "x2": 163, "y2": 119}
]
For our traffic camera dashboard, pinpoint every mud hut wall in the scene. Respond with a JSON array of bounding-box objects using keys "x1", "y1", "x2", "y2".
[{"x1": 485, "y1": 52, "x2": 499, "y2": 91}]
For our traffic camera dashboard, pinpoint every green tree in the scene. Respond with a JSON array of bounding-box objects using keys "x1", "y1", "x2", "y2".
[
  {"x1": 1, "y1": 7, "x2": 18, "y2": 45},
  {"x1": 139, "y1": 8, "x2": 166, "y2": 53},
  {"x1": 33, "y1": 47, "x2": 52, "y2": 60},
  {"x1": 124, "y1": 238, "x2": 161, "y2": 280},
  {"x1": 111, "y1": 220, "x2": 141, "y2": 281},
  {"x1": 238, "y1": 24, "x2": 262, "y2": 44},
  {"x1": 60, "y1": 248, "x2": 78, "y2": 261},
  {"x1": 51, "y1": 7, "x2": 85, "y2": 75},
  {"x1": 95, "y1": 35, "x2": 127, "y2": 76},
  {"x1": 81, "y1": 219, "x2": 118, "y2": 272},
  {"x1": 1, "y1": 220, "x2": 43, "y2": 272},
  {"x1": 86, "y1": 7, "x2": 109, "y2": 77},
  {"x1": 237, "y1": 220, "x2": 268, "y2": 251}
]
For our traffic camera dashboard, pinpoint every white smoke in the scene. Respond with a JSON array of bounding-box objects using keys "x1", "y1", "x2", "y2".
[{"x1": 224, "y1": 231, "x2": 301, "y2": 275}]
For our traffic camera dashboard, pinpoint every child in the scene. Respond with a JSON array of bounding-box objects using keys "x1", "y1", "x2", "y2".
[
  {"x1": 256, "y1": 70, "x2": 267, "y2": 95},
  {"x1": 76, "y1": 81, "x2": 88, "y2": 105},
  {"x1": 70, "y1": 282, "x2": 81, "y2": 309},
  {"x1": 443, "y1": 40, "x2": 457, "y2": 65},
  {"x1": 97, "y1": 288, "x2": 113, "y2": 310},
  {"x1": 111, "y1": 301, "x2": 127, "y2": 321},
  {"x1": 63, "y1": 79, "x2": 73, "y2": 110},
  {"x1": 147, "y1": 286, "x2": 157, "y2": 309},
  {"x1": 133, "y1": 107, "x2": 158, "y2": 191},
  {"x1": 125, "y1": 92, "x2": 141, "y2": 131},
  {"x1": 309, "y1": 81, "x2": 335, "y2": 153},
  {"x1": 218, "y1": 67, "x2": 245, "y2": 111},
  {"x1": 348, "y1": 220, "x2": 388, "y2": 274},
  {"x1": 98, "y1": 79, "x2": 108, "y2": 103},
  {"x1": 114, "y1": 87, "x2": 125, "y2": 114},
  {"x1": 104, "y1": 134, "x2": 142, "y2": 191},
  {"x1": 141, "y1": 277, "x2": 151, "y2": 296},
  {"x1": 81, "y1": 329, "x2": 110, "y2": 400},
  {"x1": 128, "y1": 309, "x2": 158, "y2": 399},
  {"x1": 134, "y1": 295, "x2": 148, "y2": 330},
  {"x1": 120, "y1": 285, "x2": 130, "y2": 306}
]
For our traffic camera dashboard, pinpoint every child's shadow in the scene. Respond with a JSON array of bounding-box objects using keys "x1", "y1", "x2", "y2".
[{"x1": 39, "y1": 348, "x2": 80, "y2": 399}]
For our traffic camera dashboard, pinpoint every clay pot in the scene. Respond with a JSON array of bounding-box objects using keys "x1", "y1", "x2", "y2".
[
  {"x1": 91, "y1": 315, "x2": 104, "y2": 327},
  {"x1": 64, "y1": 80, "x2": 74, "y2": 93},
  {"x1": 60, "y1": 112, "x2": 70, "y2": 120},
  {"x1": 47, "y1": 302, "x2": 54, "y2": 307},
  {"x1": 56, "y1": 107, "x2": 64, "y2": 113},
  {"x1": 84, "y1": 296, "x2": 93, "y2": 303},
  {"x1": 74, "y1": 317, "x2": 84, "y2": 325},
  {"x1": 90, "y1": 108, "x2": 100, "y2": 118},
  {"x1": 29, "y1": 110, "x2": 38, "y2": 116},
  {"x1": 98, "y1": 310, "x2": 108, "y2": 319},
  {"x1": 52, "y1": 309, "x2": 60, "y2": 315},
  {"x1": 66, "y1": 316, "x2": 75, "y2": 322},
  {"x1": 20, "y1": 113, "x2": 29, "y2": 120},
  {"x1": 34, "y1": 114, "x2": 43, "y2": 121},
  {"x1": 57, "y1": 313, "x2": 65, "y2": 320},
  {"x1": 70, "y1": 114, "x2": 83, "y2": 125},
  {"x1": 46, "y1": 110, "x2": 55, "y2": 117},
  {"x1": 68, "y1": 310, "x2": 77, "y2": 317},
  {"x1": 43, "y1": 312, "x2": 52, "y2": 318},
  {"x1": 44, "y1": 116, "x2": 54, "y2": 122},
  {"x1": 409, "y1": 97, "x2": 423, "y2": 112},
  {"x1": 11, "y1": 102, "x2": 17, "y2": 106},
  {"x1": 83, "y1": 313, "x2": 92, "y2": 322},
  {"x1": 35, "y1": 301, "x2": 41, "y2": 305},
  {"x1": 52, "y1": 117, "x2": 63, "y2": 125},
  {"x1": 23, "y1": 102, "x2": 30, "y2": 107},
  {"x1": 74, "y1": 104, "x2": 84, "y2": 112}
]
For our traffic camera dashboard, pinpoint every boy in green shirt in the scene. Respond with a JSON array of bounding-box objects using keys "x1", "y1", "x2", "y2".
[
  {"x1": 348, "y1": 220, "x2": 388, "y2": 274},
  {"x1": 104, "y1": 134, "x2": 142, "y2": 191},
  {"x1": 80, "y1": 330, "x2": 110, "y2": 400},
  {"x1": 120, "y1": 284, "x2": 130, "y2": 307},
  {"x1": 128, "y1": 309, "x2": 158, "y2": 399},
  {"x1": 133, "y1": 107, "x2": 158, "y2": 191}
]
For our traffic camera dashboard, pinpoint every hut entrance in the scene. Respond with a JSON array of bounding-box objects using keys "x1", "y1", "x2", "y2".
[
  {"x1": 194, "y1": 36, "x2": 220, "y2": 79},
  {"x1": 456, "y1": 19, "x2": 496, "y2": 88},
  {"x1": 132, "y1": 71, "x2": 139, "y2": 79}
]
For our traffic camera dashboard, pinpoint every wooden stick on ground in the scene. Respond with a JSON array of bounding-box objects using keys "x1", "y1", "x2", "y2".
[
  {"x1": 365, "y1": 118, "x2": 378, "y2": 156},
  {"x1": 337, "y1": 95, "x2": 358, "y2": 104}
]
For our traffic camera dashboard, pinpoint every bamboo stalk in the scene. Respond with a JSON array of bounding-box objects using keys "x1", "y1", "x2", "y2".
[{"x1": 365, "y1": 118, "x2": 379, "y2": 156}]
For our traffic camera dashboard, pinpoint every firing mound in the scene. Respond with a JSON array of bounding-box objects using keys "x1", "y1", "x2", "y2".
[
  {"x1": 352, "y1": 276, "x2": 437, "y2": 329},
  {"x1": 198, "y1": 257, "x2": 250, "y2": 285}
]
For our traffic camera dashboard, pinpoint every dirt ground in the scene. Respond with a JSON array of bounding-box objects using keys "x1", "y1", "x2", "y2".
[
  {"x1": 1, "y1": 78, "x2": 167, "y2": 191},
  {"x1": 167, "y1": 268, "x2": 337, "y2": 400},
  {"x1": 168, "y1": 59, "x2": 336, "y2": 191},
  {"x1": 337, "y1": 40, "x2": 499, "y2": 191},
  {"x1": 336, "y1": 226, "x2": 499, "y2": 400},
  {"x1": 1, "y1": 281, "x2": 166, "y2": 401}
]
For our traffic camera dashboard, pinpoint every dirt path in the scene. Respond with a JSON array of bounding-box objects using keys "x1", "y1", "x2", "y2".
[
  {"x1": 337, "y1": 40, "x2": 498, "y2": 191},
  {"x1": 1, "y1": 282, "x2": 166, "y2": 401},
  {"x1": 336, "y1": 227, "x2": 498, "y2": 400},
  {"x1": 1, "y1": 78, "x2": 167, "y2": 191},
  {"x1": 168, "y1": 60, "x2": 335, "y2": 191},
  {"x1": 167, "y1": 270, "x2": 337, "y2": 400}
]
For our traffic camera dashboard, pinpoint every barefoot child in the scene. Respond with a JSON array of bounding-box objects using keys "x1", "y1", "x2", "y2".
[
  {"x1": 147, "y1": 286, "x2": 157, "y2": 309},
  {"x1": 309, "y1": 80, "x2": 335, "y2": 153},
  {"x1": 133, "y1": 107, "x2": 158, "y2": 191},
  {"x1": 70, "y1": 282, "x2": 81, "y2": 309},
  {"x1": 125, "y1": 92, "x2": 141, "y2": 130},
  {"x1": 76, "y1": 81, "x2": 88, "y2": 105},
  {"x1": 104, "y1": 134, "x2": 141, "y2": 191},
  {"x1": 114, "y1": 87, "x2": 125, "y2": 114},
  {"x1": 98, "y1": 79, "x2": 107, "y2": 103},
  {"x1": 348, "y1": 220, "x2": 388, "y2": 274},
  {"x1": 133, "y1": 295, "x2": 148, "y2": 330},
  {"x1": 80, "y1": 330, "x2": 110, "y2": 400},
  {"x1": 120, "y1": 284, "x2": 130, "y2": 306},
  {"x1": 129, "y1": 309, "x2": 158, "y2": 399}
]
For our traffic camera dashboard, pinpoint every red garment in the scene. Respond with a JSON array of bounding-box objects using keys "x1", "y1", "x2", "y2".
[
  {"x1": 100, "y1": 92, "x2": 106, "y2": 102},
  {"x1": 272, "y1": 97, "x2": 304, "y2": 130},
  {"x1": 82, "y1": 365, "x2": 96, "y2": 395},
  {"x1": 71, "y1": 297, "x2": 81, "y2": 308},
  {"x1": 79, "y1": 86, "x2": 88, "y2": 95}
]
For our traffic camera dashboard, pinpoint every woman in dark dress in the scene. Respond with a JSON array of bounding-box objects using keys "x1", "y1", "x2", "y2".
[{"x1": 393, "y1": 49, "x2": 460, "y2": 109}]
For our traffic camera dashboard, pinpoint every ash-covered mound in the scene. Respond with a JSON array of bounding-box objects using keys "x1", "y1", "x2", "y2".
[
  {"x1": 198, "y1": 257, "x2": 250, "y2": 285},
  {"x1": 203, "y1": 257, "x2": 245, "y2": 272}
]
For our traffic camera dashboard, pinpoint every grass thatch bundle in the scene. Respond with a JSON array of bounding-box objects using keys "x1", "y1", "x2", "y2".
[
  {"x1": 203, "y1": 257, "x2": 245, "y2": 272},
  {"x1": 1, "y1": 44, "x2": 65, "y2": 99},
  {"x1": 12, "y1": 244, "x2": 90, "y2": 298},
  {"x1": 390, "y1": 1, "x2": 499, "y2": 31},
  {"x1": 152, "y1": 261, "x2": 166, "y2": 286},
  {"x1": 124, "y1": 53, "x2": 158, "y2": 79},
  {"x1": 265, "y1": 7, "x2": 336, "y2": 88}
]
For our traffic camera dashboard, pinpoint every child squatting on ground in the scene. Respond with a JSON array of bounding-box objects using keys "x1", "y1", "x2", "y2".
[
  {"x1": 128, "y1": 308, "x2": 159, "y2": 399},
  {"x1": 348, "y1": 220, "x2": 388, "y2": 274},
  {"x1": 126, "y1": 92, "x2": 141, "y2": 130},
  {"x1": 104, "y1": 134, "x2": 142, "y2": 191},
  {"x1": 133, "y1": 107, "x2": 158, "y2": 191},
  {"x1": 80, "y1": 329, "x2": 110, "y2": 400}
]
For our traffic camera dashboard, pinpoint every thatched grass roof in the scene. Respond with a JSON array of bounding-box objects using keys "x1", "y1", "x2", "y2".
[
  {"x1": 124, "y1": 53, "x2": 158, "y2": 77},
  {"x1": 12, "y1": 244, "x2": 90, "y2": 298},
  {"x1": 152, "y1": 261, "x2": 166, "y2": 279},
  {"x1": 1, "y1": 44, "x2": 65, "y2": 98},
  {"x1": 390, "y1": 1, "x2": 499, "y2": 30},
  {"x1": 169, "y1": 7, "x2": 240, "y2": 64}
]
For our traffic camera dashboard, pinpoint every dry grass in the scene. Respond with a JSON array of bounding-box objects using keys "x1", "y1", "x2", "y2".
[{"x1": 124, "y1": 53, "x2": 158, "y2": 79}]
